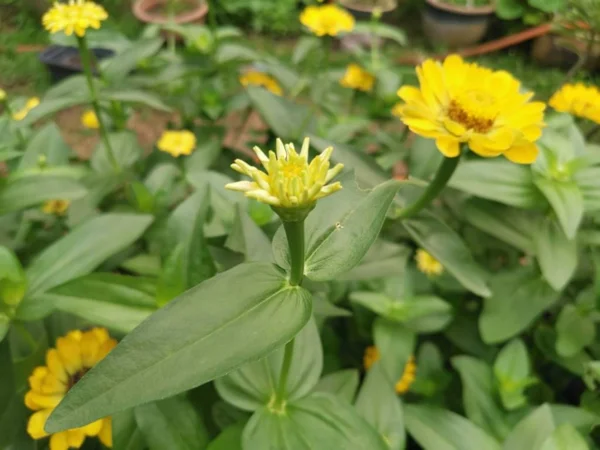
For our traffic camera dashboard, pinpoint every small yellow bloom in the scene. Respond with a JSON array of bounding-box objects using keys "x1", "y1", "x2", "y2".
[
  {"x1": 42, "y1": 199, "x2": 70, "y2": 216},
  {"x1": 300, "y1": 4, "x2": 355, "y2": 37},
  {"x1": 225, "y1": 137, "x2": 344, "y2": 209},
  {"x1": 25, "y1": 328, "x2": 117, "y2": 450},
  {"x1": 549, "y1": 83, "x2": 600, "y2": 125},
  {"x1": 156, "y1": 130, "x2": 197, "y2": 157},
  {"x1": 416, "y1": 249, "x2": 443, "y2": 276},
  {"x1": 340, "y1": 64, "x2": 375, "y2": 92},
  {"x1": 42, "y1": 0, "x2": 108, "y2": 37},
  {"x1": 81, "y1": 109, "x2": 99, "y2": 129},
  {"x1": 240, "y1": 71, "x2": 283, "y2": 96},
  {"x1": 12, "y1": 97, "x2": 40, "y2": 121},
  {"x1": 0, "y1": 89, "x2": 6, "y2": 102},
  {"x1": 363, "y1": 346, "x2": 417, "y2": 395},
  {"x1": 394, "y1": 55, "x2": 546, "y2": 164}
]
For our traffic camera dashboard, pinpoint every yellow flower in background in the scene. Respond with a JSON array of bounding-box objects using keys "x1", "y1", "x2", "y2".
[
  {"x1": 363, "y1": 346, "x2": 417, "y2": 395},
  {"x1": 225, "y1": 137, "x2": 344, "y2": 208},
  {"x1": 340, "y1": 64, "x2": 375, "y2": 92},
  {"x1": 415, "y1": 249, "x2": 443, "y2": 276},
  {"x1": 157, "y1": 130, "x2": 197, "y2": 157},
  {"x1": 81, "y1": 110, "x2": 99, "y2": 129},
  {"x1": 549, "y1": 83, "x2": 600, "y2": 124},
  {"x1": 42, "y1": 0, "x2": 108, "y2": 37},
  {"x1": 42, "y1": 199, "x2": 70, "y2": 216},
  {"x1": 25, "y1": 328, "x2": 116, "y2": 450},
  {"x1": 300, "y1": 4, "x2": 355, "y2": 37},
  {"x1": 12, "y1": 97, "x2": 40, "y2": 121},
  {"x1": 394, "y1": 55, "x2": 546, "y2": 164},
  {"x1": 240, "y1": 71, "x2": 283, "y2": 96},
  {"x1": 0, "y1": 89, "x2": 6, "y2": 102}
]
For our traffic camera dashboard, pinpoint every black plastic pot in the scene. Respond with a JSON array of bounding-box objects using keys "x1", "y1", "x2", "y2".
[{"x1": 39, "y1": 45, "x2": 115, "y2": 83}]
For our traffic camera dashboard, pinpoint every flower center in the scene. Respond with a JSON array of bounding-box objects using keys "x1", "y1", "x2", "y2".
[
  {"x1": 67, "y1": 368, "x2": 89, "y2": 391},
  {"x1": 280, "y1": 161, "x2": 305, "y2": 179},
  {"x1": 447, "y1": 90, "x2": 497, "y2": 134}
]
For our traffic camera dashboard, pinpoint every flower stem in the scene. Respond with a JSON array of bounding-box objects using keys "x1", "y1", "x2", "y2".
[
  {"x1": 283, "y1": 219, "x2": 305, "y2": 286},
  {"x1": 397, "y1": 156, "x2": 460, "y2": 219},
  {"x1": 274, "y1": 338, "x2": 294, "y2": 409},
  {"x1": 77, "y1": 36, "x2": 120, "y2": 173}
]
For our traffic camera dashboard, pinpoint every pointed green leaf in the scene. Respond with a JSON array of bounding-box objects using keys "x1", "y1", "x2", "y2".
[
  {"x1": 502, "y1": 404, "x2": 555, "y2": 450},
  {"x1": 540, "y1": 424, "x2": 589, "y2": 450},
  {"x1": 113, "y1": 410, "x2": 146, "y2": 450},
  {"x1": 18, "y1": 123, "x2": 70, "y2": 170},
  {"x1": 313, "y1": 369, "x2": 359, "y2": 404},
  {"x1": 225, "y1": 203, "x2": 273, "y2": 263},
  {"x1": 534, "y1": 177, "x2": 583, "y2": 239},
  {"x1": 556, "y1": 305, "x2": 595, "y2": 358},
  {"x1": 533, "y1": 218, "x2": 577, "y2": 290},
  {"x1": 374, "y1": 318, "x2": 415, "y2": 382}
]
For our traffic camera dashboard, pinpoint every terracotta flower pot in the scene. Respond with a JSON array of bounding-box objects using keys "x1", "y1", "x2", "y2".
[
  {"x1": 422, "y1": 0, "x2": 495, "y2": 49},
  {"x1": 132, "y1": 0, "x2": 208, "y2": 27}
]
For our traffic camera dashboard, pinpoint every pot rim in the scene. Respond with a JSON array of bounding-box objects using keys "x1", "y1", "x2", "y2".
[
  {"x1": 338, "y1": 0, "x2": 398, "y2": 13},
  {"x1": 425, "y1": 0, "x2": 495, "y2": 16},
  {"x1": 133, "y1": 0, "x2": 208, "y2": 24}
]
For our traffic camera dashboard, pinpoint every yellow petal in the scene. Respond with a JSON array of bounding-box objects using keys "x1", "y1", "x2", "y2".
[
  {"x1": 25, "y1": 391, "x2": 63, "y2": 410},
  {"x1": 56, "y1": 335, "x2": 83, "y2": 375},
  {"x1": 443, "y1": 118, "x2": 467, "y2": 137},
  {"x1": 504, "y1": 142, "x2": 539, "y2": 164},
  {"x1": 81, "y1": 419, "x2": 103, "y2": 437},
  {"x1": 67, "y1": 429, "x2": 86, "y2": 449},
  {"x1": 50, "y1": 431, "x2": 70, "y2": 450},
  {"x1": 435, "y1": 136, "x2": 460, "y2": 157},
  {"x1": 98, "y1": 418, "x2": 113, "y2": 447},
  {"x1": 29, "y1": 366, "x2": 49, "y2": 392},
  {"x1": 27, "y1": 409, "x2": 51, "y2": 439}
]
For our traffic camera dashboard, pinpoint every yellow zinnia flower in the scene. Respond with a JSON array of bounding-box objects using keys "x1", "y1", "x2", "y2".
[
  {"x1": 415, "y1": 249, "x2": 443, "y2": 276},
  {"x1": 340, "y1": 64, "x2": 375, "y2": 92},
  {"x1": 25, "y1": 328, "x2": 116, "y2": 450},
  {"x1": 42, "y1": 199, "x2": 71, "y2": 216},
  {"x1": 300, "y1": 4, "x2": 355, "y2": 37},
  {"x1": 81, "y1": 110, "x2": 99, "y2": 129},
  {"x1": 363, "y1": 346, "x2": 417, "y2": 395},
  {"x1": 240, "y1": 71, "x2": 283, "y2": 96},
  {"x1": 225, "y1": 137, "x2": 344, "y2": 209},
  {"x1": 12, "y1": 97, "x2": 40, "y2": 121},
  {"x1": 394, "y1": 55, "x2": 546, "y2": 164},
  {"x1": 156, "y1": 130, "x2": 197, "y2": 157},
  {"x1": 42, "y1": 0, "x2": 108, "y2": 37},
  {"x1": 549, "y1": 83, "x2": 600, "y2": 124}
]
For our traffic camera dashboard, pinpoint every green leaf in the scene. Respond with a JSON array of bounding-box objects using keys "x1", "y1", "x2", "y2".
[
  {"x1": 0, "y1": 246, "x2": 27, "y2": 308},
  {"x1": 113, "y1": 409, "x2": 146, "y2": 450},
  {"x1": 102, "y1": 38, "x2": 163, "y2": 82},
  {"x1": 0, "y1": 174, "x2": 87, "y2": 215},
  {"x1": 19, "y1": 95, "x2": 89, "y2": 126},
  {"x1": 403, "y1": 213, "x2": 491, "y2": 297},
  {"x1": 355, "y1": 363, "x2": 406, "y2": 450},
  {"x1": 405, "y1": 404, "x2": 501, "y2": 450},
  {"x1": 0, "y1": 337, "x2": 14, "y2": 419},
  {"x1": 449, "y1": 160, "x2": 542, "y2": 208},
  {"x1": 556, "y1": 305, "x2": 595, "y2": 358},
  {"x1": 135, "y1": 395, "x2": 209, "y2": 450},
  {"x1": 352, "y1": 22, "x2": 407, "y2": 45},
  {"x1": 24, "y1": 213, "x2": 153, "y2": 297},
  {"x1": 18, "y1": 123, "x2": 70, "y2": 170},
  {"x1": 313, "y1": 369, "x2": 359, "y2": 404},
  {"x1": 493, "y1": 339, "x2": 534, "y2": 410},
  {"x1": 540, "y1": 424, "x2": 589, "y2": 450},
  {"x1": 502, "y1": 404, "x2": 555, "y2": 450},
  {"x1": 45, "y1": 262, "x2": 312, "y2": 432},
  {"x1": 207, "y1": 423, "x2": 244, "y2": 450},
  {"x1": 451, "y1": 356, "x2": 511, "y2": 440},
  {"x1": 91, "y1": 131, "x2": 144, "y2": 174},
  {"x1": 243, "y1": 393, "x2": 387, "y2": 450},
  {"x1": 215, "y1": 318, "x2": 322, "y2": 411},
  {"x1": 0, "y1": 150, "x2": 23, "y2": 163},
  {"x1": 528, "y1": 0, "x2": 564, "y2": 12},
  {"x1": 549, "y1": 404, "x2": 600, "y2": 433},
  {"x1": 225, "y1": 203, "x2": 273, "y2": 263},
  {"x1": 101, "y1": 89, "x2": 172, "y2": 112},
  {"x1": 496, "y1": 0, "x2": 525, "y2": 19},
  {"x1": 0, "y1": 313, "x2": 9, "y2": 343},
  {"x1": 374, "y1": 318, "x2": 415, "y2": 382},
  {"x1": 533, "y1": 218, "x2": 577, "y2": 290},
  {"x1": 534, "y1": 177, "x2": 583, "y2": 239},
  {"x1": 342, "y1": 240, "x2": 411, "y2": 281}
]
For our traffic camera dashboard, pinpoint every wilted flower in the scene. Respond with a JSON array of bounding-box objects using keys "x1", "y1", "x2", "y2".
[
  {"x1": 240, "y1": 71, "x2": 283, "y2": 96},
  {"x1": 25, "y1": 328, "x2": 116, "y2": 450},
  {"x1": 363, "y1": 346, "x2": 417, "y2": 395},
  {"x1": 12, "y1": 97, "x2": 40, "y2": 121},
  {"x1": 42, "y1": 0, "x2": 108, "y2": 37},
  {"x1": 394, "y1": 55, "x2": 545, "y2": 164},
  {"x1": 415, "y1": 249, "x2": 443, "y2": 276},
  {"x1": 42, "y1": 199, "x2": 70, "y2": 216},
  {"x1": 300, "y1": 4, "x2": 355, "y2": 37},
  {"x1": 340, "y1": 64, "x2": 375, "y2": 92},
  {"x1": 157, "y1": 130, "x2": 197, "y2": 157},
  {"x1": 549, "y1": 83, "x2": 600, "y2": 124},
  {"x1": 81, "y1": 110, "x2": 99, "y2": 129}
]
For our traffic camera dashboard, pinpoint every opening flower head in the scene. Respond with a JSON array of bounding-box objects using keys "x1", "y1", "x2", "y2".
[
  {"x1": 42, "y1": 199, "x2": 71, "y2": 216},
  {"x1": 25, "y1": 328, "x2": 116, "y2": 450},
  {"x1": 300, "y1": 4, "x2": 355, "y2": 37},
  {"x1": 240, "y1": 71, "x2": 283, "y2": 96},
  {"x1": 81, "y1": 110, "x2": 99, "y2": 129},
  {"x1": 226, "y1": 137, "x2": 344, "y2": 216},
  {"x1": 43, "y1": 0, "x2": 108, "y2": 37},
  {"x1": 549, "y1": 83, "x2": 600, "y2": 125},
  {"x1": 340, "y1": 64, "x2": 375, "y2": 92},
  {"x1": 363, "y1": 346, "x2": 417, "y2": 395},
  {"x1": 415, "y1": 249, "x2": 443, "y2": 276},
  {"x1": 394, "y1": 55, "x2": 546, "y2": 164},
  {"x1": 12, "y1": 97, "x2": 40, "y2": 121},
  {"x1": 157, "y1": 130, "x2": 197, "y2": 157}
]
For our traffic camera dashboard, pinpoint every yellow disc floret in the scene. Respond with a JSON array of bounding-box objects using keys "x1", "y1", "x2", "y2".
[
  {"x1": 42, "y1": 199, "x2": 71, "y2": 216},
  {"x1": 240, "y1": 71, "x2": 283, "y2": 96},
  {"x1": 157, "y1": 130, "x2": 197, "y2": 157},
  {"x1": 300, "y1": 4, "x2": 355, "y2": 37},
  {"x1": 340, "y1": 64, "x2": 375, "y2": 92},
  {"x1": 226, "y1": 137, "x2": 344, "y2": 209},
  {"x1": 43, "y1": 0, "x2": 108, "y2": 37},
  {"x1": 415, "y1": 249, "x2": 443, "y2": 276},
  {"x1": 394, "y1": 54, "x2": 546, "y2": 164},
  {"x1": 550, "y1": 83, "x2": 600, "y2": 124}
]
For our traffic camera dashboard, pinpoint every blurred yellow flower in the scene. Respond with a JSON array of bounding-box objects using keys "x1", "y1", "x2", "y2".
[
  {"x1": 42, "y1": 0, "x2": 108, "y2": 37},
  {"x1": 157, "y1": 130, "x2": 197, "y2": 157},
  {"x1": 300, "y1": 4, "x2": 355, "y2": 37},
  {"x1": 363, "y1": 346, "x2": 417, "y2": 395},
  {"x1": 81, "y1": 110, "x2": 99, "y2": 129},
  {"x1": 415, "y1": 249, "x2": 443, "y2": 276},
  {"x1": 549, "y1": 83, "x2": 600, "y2": 124},
  {"x1": 240, "y1": 71, "x2": 283, "y2": 96},
  {"x1": 340, "y1": 64, "x2": 375, "y2": 92},
  {"x1": 12, "y1": 97, "x2": 40, "y2": 121},
  {"x1": 226, "y1": 137, "x2": 344, "y2": 209},
  {"x1": 394, "y1": 55, "x2": 545, "y2": 164},
  {"x1": 0, "y1": 89, "x2": 6, "y2": 102},
  {"x1": 25, "y1": 328, "x2": 116, "y2": 450},
  {"x1": 42, "y1": 199, "x2": 70, "y2": 216}
]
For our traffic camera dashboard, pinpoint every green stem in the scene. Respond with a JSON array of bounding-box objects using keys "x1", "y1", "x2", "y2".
[
  {"x1": 274, "y1": 339, "x2": 295, "y2": 409},
  {"x1": 77, "y1": 36, "x2": 120, "y2": 173},
  {"x1": 282, "y1": 219, "x2": 305, "y2": 286},
  {"x1": 397, "y1": 156, "x2": 460, "y2": 219}
]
